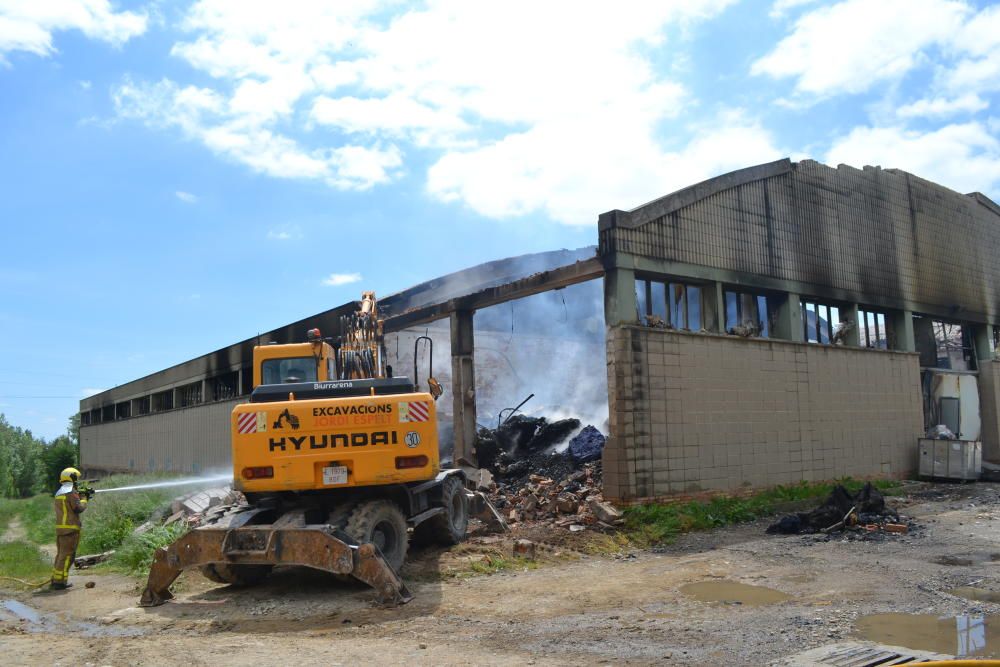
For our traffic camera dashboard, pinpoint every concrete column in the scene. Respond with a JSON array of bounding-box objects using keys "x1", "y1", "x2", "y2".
[
  {"x1": 773, "y1": 293, "x2": 803, "y2": 342},
  {"x1": 891, "y1": 310, "x2": 916, "y2": 352},
  {"x1": 973, "y1": 323, "x2": 995, "y2": 362},
  {"x1": 450, "y1": 310, "x2": 477, "y2": 465},
  {"x1": 844, "y1": 304, "x2": 861, "y2": 346},
  {"x1": 702, "y1": 281, "x2": 726, "y2": 333},
  {"x1": 604, "y1": 267, "x2": 638, "y2": 327}
]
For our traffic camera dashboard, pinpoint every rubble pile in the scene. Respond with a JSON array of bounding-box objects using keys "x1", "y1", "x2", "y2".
[
  {"x1": 767, "y1": 483, "x2": 914, "y2": 538},
  {"x1": 474, "y1": 416, "x2": 616, "y2": 531},
  {"x1": 487, "y1": 462, "x2": 622, "y2": 531}
]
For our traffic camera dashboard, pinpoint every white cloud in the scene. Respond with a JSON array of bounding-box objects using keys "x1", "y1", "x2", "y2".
[
  {"x1": 175, "y1": 190, "x2": 198, "y2": 203},
  {"x1": 80, "y1": 387, "x2": 105, "y2": 398},
  {"x1": 112, "y1": 78, "x2": 401, "y2": 189},
  {"x1": 896, "y1": 94, "x2": 988, "y2": 118},
  {"x1": 79, "y1": 79, "x2": 91, "y2": 89},
  {"x1": 267, "y1": 225, "x2": 303, "y2": 241},
  {"x1": 753, "y1": 0, "x2": 969, "y2": 96},
  {"x1": 113, "y1": 0, "x2": 749, "y2": 222},
  {"x1": 321, "y1": 272, "x2": 362, "y2": 287},
  {"x1": 769, "y1": 0, "x2": 818, "y2": 19},
  {"x1": 0, "y1": 0, "x2": 147, "y2": 64},
  {"x1": 429, "y1": 111, "x2": 783, "y2": 225},
  {"x1": 826, "y1": 122, "x2": 1000, "y2": 195}
]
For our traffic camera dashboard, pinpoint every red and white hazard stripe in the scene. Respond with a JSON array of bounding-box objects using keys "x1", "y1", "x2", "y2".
[
  {"x1": 237, "y1": 412, "x2": 258, "y2": 434},
  {"x1": 405, "y1": 401, "x2": 430, "y2": 423}
]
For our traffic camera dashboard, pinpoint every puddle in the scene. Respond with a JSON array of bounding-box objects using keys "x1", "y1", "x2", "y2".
[
  {"x1": 950, "y1": 587, "x2": 1000, "y2": 604},
  {"x1": 3, "y1": 599, "x2": 42, "y2": 623},
  {"x1": 0, "y1": 599, "x2": 143, "y2": 637},
  {"x1": 855, "y1": 612, "x2": 999, "y2": 658},
  {"x1": 679, "y1": 581, "x2": 790, "y2": 606}
]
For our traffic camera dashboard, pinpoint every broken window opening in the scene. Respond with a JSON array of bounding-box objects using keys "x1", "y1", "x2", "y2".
[
  {"x1": 89, "y1": 408, "x2": 101, "y2": 425},
  {"x1": 177, "y1": 381, "x2": 203, "y2": 408},
  {"x1": 635, "y1": 278, "x2": 702, "y2": 330},
  {"x1": 152, "y1": 389, "x2": 174, "y2": 412},
  {"x1": 994, "y1": 325, "x2": 1000, "y2": 354},
  {"x1": 101, "y1": 405, "x2": 114, "y2": 423},
  {"x1": 135, "y1": 395, "x2": 151, "y2": 416},
  {"x1": 859, "y1": 309, "x2": 888, "y2": 349},
  {"x1": 80, "y1": 412, "x2": 91, "y2": 426},
  {"x1": 915, "y1": 316, "x2": 977, "y2": 371},
  {"x1": 725, "y1": 290, "x2": 770, "y2": 337},
  {"x1": 209, "y1": 370, "x2": 239, "y2": 401},
  {"x1": 115, "y1": 401, "x2": 131, "y2": 420},
  {"x1": 800, "y1": 298, "x2": 841, "y2": 344},
  {"x1": 241, "y1": 366, "x2": 253, "y2": 395}
]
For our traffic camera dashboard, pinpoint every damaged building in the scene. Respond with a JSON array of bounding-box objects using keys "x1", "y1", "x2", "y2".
[{"x1": 80, "y1": 158, "x2": 1000, "y2": 503}]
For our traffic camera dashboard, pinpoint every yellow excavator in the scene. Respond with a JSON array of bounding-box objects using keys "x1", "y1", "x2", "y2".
[{"x1": 140, "y1": 292, "x2": 503, "y2": 606}]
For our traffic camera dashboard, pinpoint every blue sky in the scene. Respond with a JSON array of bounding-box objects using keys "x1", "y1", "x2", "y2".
[{"x1": 1, "y1": 0, "x2": 999, "y2": 440}]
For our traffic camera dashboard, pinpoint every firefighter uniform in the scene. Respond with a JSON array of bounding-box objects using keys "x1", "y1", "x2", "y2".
[{"x1": 52, "y1": 469, "x2": 87, "y2": 589}]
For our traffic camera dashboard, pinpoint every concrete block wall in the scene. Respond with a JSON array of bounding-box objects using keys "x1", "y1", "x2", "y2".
[
  {"x1": 603, "y1": 326, "x2": 923, "y2": 502},
  {"x1": 80, "y1": 398, "x2": 240, "y2": 474},
  {"x1": 979, "y1": 361, "x2": 1000, "y2": 461}
]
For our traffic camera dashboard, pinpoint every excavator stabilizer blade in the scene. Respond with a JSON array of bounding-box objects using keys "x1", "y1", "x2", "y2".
[
  {"x1": 138, "y1": 523, "x2": 412, "y2": 607},
  {"x1": 351, "y1": 543, "x2": 413, "y2": 605}
]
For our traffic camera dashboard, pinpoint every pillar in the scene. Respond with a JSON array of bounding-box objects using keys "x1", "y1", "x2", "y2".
[
  {"x1": 843, "y1": 304, "x2": 861, "y2": 346},
  {"x1": 604, "y1": 267, "x2": 638, "y2": 327},
  {"x1": 702, "y1": 281, "x2": 726, "y2": 333},
  {"x1": 773, "y1": 293, "x2": 803, "y2": 342},
  {"x1": 891, "y1": 310, "x2": 916, "y2": 352},
  {"x1": 973, "y1": 323, "x2": 995, "y2": 363},
  {"x1": 450, "y1": 309, "x2": 477, "y2": 465}
]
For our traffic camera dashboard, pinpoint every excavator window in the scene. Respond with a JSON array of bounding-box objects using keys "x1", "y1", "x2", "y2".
[{"x1": 261, "y1": 357, "x2": 319, "y2": 385}]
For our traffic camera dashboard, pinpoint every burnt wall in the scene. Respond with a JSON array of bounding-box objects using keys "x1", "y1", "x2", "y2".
[
  {"x1": 600, "y1": 159, "x2": 1000, "y2": 323},
  {"x1": 980, "y1": 361, "x2": 1000, "y2": 461}
]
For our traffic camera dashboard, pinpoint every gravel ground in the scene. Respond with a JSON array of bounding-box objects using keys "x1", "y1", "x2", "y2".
[{"x1": 3, "y1": 480, "x2": 1000, "y2": 665}]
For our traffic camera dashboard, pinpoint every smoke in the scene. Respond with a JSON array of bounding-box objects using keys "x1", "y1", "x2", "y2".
[{"x1": 385, "y1": 277, "x2": 609, "y2": 458}]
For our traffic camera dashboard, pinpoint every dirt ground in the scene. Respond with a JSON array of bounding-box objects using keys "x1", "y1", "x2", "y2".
[{"x1": 5, "y1": 481, "x2": 1000, "y2": 666}]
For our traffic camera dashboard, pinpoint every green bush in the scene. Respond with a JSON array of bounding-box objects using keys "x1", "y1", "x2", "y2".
[{"x1": 111, "y1": 522, "x2": 188, "y2": 575}]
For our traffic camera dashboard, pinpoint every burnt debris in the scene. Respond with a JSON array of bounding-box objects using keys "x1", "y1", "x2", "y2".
[{"x1": 766, "y1": 483, "x2": 910, "y2": 537}]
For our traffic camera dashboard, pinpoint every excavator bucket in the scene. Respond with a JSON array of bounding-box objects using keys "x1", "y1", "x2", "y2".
[{"x1": 139, "y1": 518, "x2": 412, "y2": 607}]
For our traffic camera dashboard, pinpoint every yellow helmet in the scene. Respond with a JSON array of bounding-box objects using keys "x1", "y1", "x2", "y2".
[{"x1": 59, "y1": 467, "x2": 82, "y2": 484}]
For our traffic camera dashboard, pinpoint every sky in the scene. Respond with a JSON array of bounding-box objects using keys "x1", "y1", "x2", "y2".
[{"x1": 1, "y1": 0, "x2": 1000, "y2": 440}]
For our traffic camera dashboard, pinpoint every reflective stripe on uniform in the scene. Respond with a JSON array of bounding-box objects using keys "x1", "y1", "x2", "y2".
[
  {"x1": 57, "y1": 496, "x2": 69, "y2": 526},
  {"x1": 55, "y1": 525, "x2": 79, "y2": 530}
]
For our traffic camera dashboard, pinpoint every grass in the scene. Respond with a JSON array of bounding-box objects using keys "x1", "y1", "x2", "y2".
[
  {"x1": 0, "y1": 472, "x2": 212, "y2": 585},
  {"x1": 467, "y1": 552, "x2": 540, "y2": 576},
  {"x1": 0, "y1": 542, "x2": 51, "y2": 586},
  {"x1": 622, "y1": 478, "x2": 901, "y2": 546}
]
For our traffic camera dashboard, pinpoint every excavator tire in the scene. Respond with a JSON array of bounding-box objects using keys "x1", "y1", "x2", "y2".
[
  {"x1": 198, "y1": 563, "x2": 272, "y2": 586},
  {"x1": 426, "y1": 476, "x2": 469, "y2": 546},
  {"x1": 345, "y1": 500, "x2": 408, "y2": 573}
]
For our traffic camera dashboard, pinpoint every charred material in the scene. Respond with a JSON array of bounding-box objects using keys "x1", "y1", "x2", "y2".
[{"x1": 767, "y1": 483, "x2": 902, "y2": 535}]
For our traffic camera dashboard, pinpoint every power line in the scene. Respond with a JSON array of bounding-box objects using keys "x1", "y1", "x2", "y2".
[{"x1": 0, "y1": 395, "x2": 81, "y2": 399}]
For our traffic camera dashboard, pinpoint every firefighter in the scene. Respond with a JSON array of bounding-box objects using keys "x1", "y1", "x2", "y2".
[{"x1": 51, "y1": 467, "x2": 88, "y2": 590}]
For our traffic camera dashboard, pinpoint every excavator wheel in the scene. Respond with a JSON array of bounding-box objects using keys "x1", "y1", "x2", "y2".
[
  {"x1": 198, "y1": 563, "x2": 272, "y2": 586},
  {"x1": 345, "y1": 500, "x2": 408, "y2": 573},
  {"x1": 426, "y1": 475, "x2": 469, "y2": 545}
]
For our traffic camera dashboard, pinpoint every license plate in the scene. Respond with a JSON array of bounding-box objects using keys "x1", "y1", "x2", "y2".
[{"x1": 322, "y1": 466, "x2": 348, "y2": 485}]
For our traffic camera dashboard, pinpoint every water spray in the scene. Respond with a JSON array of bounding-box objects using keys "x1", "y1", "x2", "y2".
[{"x1": 94, "y1": 473, "x2": 232, "y2": 494}]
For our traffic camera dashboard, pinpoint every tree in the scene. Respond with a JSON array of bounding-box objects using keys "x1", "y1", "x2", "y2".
[{"x1": 41, "y1": 436, "x2": 78, "y2": 492}]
